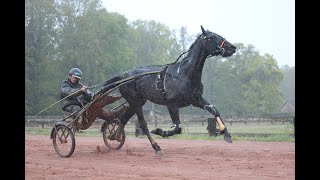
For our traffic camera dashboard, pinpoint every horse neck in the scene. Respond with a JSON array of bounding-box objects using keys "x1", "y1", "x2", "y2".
[{"x1": 183, "y1": 38, "x2": 207, "y2": 83}]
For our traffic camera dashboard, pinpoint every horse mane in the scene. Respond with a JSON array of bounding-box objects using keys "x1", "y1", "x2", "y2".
[
  {"x1": 173, "y1": 34, "x2": 203, "y2": 64},
  {"x1": 187, "y1": 34, "x2": 201, "y2": 51}
]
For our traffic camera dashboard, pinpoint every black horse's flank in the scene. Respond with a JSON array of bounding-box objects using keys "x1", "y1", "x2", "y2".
[{"x1": 104, "y1": 25, "x2": 236, "y2": 156}]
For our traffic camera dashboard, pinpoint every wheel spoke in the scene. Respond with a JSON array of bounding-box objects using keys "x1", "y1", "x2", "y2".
[
  {"x1": 102, "y1": 122, "x2": 125, "y2": 150},
  {"x1": 52, "y1": 125, "x2": 75, "y2": 157}
]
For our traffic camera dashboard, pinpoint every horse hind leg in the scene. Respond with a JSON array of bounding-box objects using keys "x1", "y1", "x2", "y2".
[
  {"x1": 151, "y1": 106, "x2": 182, "y2": 137},
  {"x1": 135, "y1": 107, "x2": 163, "y2": 156}
]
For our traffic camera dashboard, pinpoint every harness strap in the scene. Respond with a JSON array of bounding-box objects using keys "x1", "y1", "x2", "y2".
[{"x1": 156, "y1": 65, "x2": 170, "y2": 101}]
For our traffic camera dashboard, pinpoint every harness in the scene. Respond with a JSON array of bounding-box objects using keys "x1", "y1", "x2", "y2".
[
  {"x1": 156, "y1": 65, "x2": 170, "y2": 101},
  {"x1": 154, "y1": 64, "x2": 203, "y2": 103}
]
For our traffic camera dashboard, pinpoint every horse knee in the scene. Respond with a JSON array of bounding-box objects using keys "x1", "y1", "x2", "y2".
[{"x1": 211, "y1": 107, "x2": 220, "y2": 117}]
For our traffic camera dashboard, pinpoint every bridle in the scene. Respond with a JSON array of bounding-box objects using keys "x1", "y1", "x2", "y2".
[{"x1": 201, "y1": 33, "x2": 227, "y2": 57}]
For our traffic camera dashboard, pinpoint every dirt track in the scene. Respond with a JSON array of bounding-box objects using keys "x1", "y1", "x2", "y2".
[{"x1": 25, "y1": 135, "x2": 294, "y2": 180}]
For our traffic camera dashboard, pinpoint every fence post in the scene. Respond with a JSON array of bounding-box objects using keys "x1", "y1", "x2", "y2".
[
  {"x1": 154, "y1": 116, "x2": 157, "y2": 127},
  {"x1": 207, "y1": 118, "x2": 217, "y2": 136}
]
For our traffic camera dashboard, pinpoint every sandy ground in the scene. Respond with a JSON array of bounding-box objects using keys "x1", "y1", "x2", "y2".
[{"x1": 25, "y1": 135, "x2": 295, "y2": 180}]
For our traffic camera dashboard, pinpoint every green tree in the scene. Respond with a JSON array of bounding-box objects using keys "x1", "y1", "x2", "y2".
[
  {"x1": 25, "y1": 0, "x2": 60, "y2": 115},
  {"x1": 129, "y1": 20, "x2": 181, "y2": 67},
  {"x1": 55, "y1": 0, "x2": 135, "y2": 87},
  {"x1": 25, "y1": 0, "x2": 286, "y2": 118},
  {"x1": 202, "y1": 43, "x2": 284, "y2": 116},
  {"x1": 280, "y1": 65, "x2": 295, "y2": 104}
]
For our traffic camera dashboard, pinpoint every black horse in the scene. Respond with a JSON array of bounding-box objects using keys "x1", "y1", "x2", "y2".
[{"x1": 103, "y1": 25, "x2": 236, "y2": 156}]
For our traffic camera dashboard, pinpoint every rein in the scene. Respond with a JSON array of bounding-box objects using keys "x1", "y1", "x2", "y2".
[
  {"x1": 30, "y1": 32, "x2": 225, "y2": 119},
  {"x1": 28, "y1": 88, "x2": 83, "y2": 120},
  {"x1": 29, "y1": 71, "x2": 162, "y2": 119},
  {"x1": 173, "y1": 50, "x2": 190, "y2": 64},
  {"x1": 29, "y1": 81, "x2": 101, "y2": 120}
]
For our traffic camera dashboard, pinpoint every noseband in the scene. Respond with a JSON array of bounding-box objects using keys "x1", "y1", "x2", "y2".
[{"x1": 215, "y1": 39, "x2": 226, "y2": 56}]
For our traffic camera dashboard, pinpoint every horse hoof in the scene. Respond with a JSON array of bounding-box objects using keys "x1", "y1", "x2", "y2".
[
  {"x1": 224, "y1": 135, "x2": 232, "y2": 143},
  {"x1": 155, "y1": 150, "x2": 163, "y2": 157}
]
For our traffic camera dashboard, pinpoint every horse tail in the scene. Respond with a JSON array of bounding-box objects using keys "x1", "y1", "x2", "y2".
[
  {"x1": 102, "y1": 74, "x2": 125, "y2": 86},
  {"x1": 92, "y1": 74, "x2": 127, "y2": 98},
  {"x1": 96, "y1": 70, "x2": 159, "y2": 97}
]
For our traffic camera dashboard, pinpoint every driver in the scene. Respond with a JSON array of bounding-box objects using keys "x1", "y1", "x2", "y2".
[{"x1": 60, "y1": 68, "x2": 124, "y2": 128}]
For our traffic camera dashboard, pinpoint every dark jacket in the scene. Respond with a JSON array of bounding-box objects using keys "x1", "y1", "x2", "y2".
[{"x1": 60, "y1": 78, "x2": 93, "y2": 111}]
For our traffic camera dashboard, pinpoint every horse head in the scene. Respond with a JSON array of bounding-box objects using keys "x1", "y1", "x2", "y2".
[{"x1": 200, "y1": 25, "x2": 236, "y2": 57}]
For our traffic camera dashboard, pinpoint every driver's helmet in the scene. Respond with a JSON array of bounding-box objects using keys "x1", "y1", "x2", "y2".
[{"x1": 68, "y1": 68, "x2": 82, "y2": 79}]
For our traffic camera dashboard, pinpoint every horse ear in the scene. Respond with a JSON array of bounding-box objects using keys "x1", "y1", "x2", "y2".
[{"x1": 201, "y1": 25, "x2": 206, "y2": 34}]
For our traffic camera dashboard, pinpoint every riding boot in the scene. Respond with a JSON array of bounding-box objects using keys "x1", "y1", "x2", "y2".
[{"x1": 77, "y1": 115, "x2": 85, "y2": 130}]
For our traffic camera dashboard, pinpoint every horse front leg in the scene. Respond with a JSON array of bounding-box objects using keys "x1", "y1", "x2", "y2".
[
  {"x1": 151, "y1": 106, "x2": 182, "y2": 137},
  {"x1": 135, "y1": 107, "x2": 163, "y2": 156},
  {"x1": 193, "y1": 97, "x2": 232, "y2": 143}
]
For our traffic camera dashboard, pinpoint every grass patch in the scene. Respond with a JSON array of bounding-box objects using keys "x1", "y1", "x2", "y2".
[
  {"x1": 156, "y1": 133, "x2": 294, "y2": 142},
  {"x1": 226, "y1": 122, "x2": 294, "y2": 134},
  {"x1": 230, "y1": 134, "x2": 294, "y2": 142},
  {"x1": 25, "y1": 121, "x2": 295, "y2": 142},
  {"x1": 25, "y1": 127, "x2": 51, "y2": 135}
]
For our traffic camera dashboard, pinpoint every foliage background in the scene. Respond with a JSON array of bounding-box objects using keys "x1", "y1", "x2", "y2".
[{"x1": 25, "y1": 0, "x2": 295, "y2": 116}]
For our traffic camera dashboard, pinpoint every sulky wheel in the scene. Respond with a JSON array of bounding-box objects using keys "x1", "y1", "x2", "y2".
[
  {"x1": 102, "y1": 120, "x2": 125, "y2": 150},
  {"x1": 51, "y1": 124, "x2": 75, "y2": 157}
]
